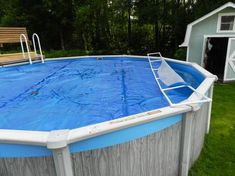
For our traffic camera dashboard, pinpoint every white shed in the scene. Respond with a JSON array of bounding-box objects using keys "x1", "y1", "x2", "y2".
[{"x1": 180, "y1": 2, "x2": 235, "y2": 82}]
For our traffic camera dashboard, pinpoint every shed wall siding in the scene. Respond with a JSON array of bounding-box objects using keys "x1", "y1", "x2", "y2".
[{"x1": 188, "y1": 7, "x2": 235, "y2": 65}]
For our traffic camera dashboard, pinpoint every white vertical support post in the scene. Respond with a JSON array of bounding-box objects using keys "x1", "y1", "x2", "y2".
[
  {"x1": 52, "y1": 146, "x2": 74, "y2": 176},
  {"x1": 47, "y1": 130, "x2": 74, "y2": 176},
  {"x1": 179, "y1": 111, "x2": 194, "y2": 176},
  {"x1": 206, "y1": 84, "x2": 214, "y2": 133}
]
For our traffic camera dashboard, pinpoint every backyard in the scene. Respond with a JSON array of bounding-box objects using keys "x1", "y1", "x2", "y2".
[
  {"x1": 0, "y1": 0, "x2": 235, "y2": 175},
  {"x1": 44, "y1": 51, "x2": 235, "y2": 176},
  {"x1": 189, "y1": 82, "x2": 235, "y2": 175}
]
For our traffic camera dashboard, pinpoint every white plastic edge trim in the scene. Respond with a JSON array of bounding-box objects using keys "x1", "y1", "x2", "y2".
[
  {"x1": 67, "y1": 105, "x2": 192, "y2": 144},
  {"x1": 0, "y1": 130, "x2": 48, "y2": 146},
  {"x1": 0, "y1": 105, "x2": 192, "y2": 147}
]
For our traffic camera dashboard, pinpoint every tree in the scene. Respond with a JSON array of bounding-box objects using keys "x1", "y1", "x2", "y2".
[
  {"x1": 0, "y1": 0, "x2": 231, "y2": 56},
  {"x1": 43, "y1": 0, "x2": 74, "y2": 50}
]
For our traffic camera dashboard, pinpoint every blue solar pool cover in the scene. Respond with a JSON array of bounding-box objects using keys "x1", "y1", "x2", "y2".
[{"x1": 0, "y1": 57, "x2": 204, "y2": 131}]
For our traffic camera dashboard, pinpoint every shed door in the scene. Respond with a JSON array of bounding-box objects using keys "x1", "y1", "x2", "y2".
[{"x1": 224, "y1": 38, "x2": 235, "y2": 81}]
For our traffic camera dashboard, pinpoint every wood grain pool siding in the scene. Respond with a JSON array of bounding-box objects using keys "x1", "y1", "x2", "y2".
[
  {"x1": 0, "y1": 156, "x2": 56, "y2": 176},
  {"x1": 72, "y1": 122, "x2": 181, "y2": 176},
  {"x1": 0, "y1": 103, "x2": 209, "y2": 176},
  {"x1": 189, "y1": 102, "x2": 209, "y2": 167}
]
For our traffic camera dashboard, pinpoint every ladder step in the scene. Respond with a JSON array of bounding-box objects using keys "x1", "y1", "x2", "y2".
[
  {"x1": 150, "y1": 60, "x2": 161, "y2": 63},
  {"x1": 162, "y1": 85, "x2": 187, "y2": 91}
]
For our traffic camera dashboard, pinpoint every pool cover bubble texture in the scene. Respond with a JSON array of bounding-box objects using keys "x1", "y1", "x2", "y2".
[{"x1": 0, "y1": 57, "x2": 203, "y2": 131}]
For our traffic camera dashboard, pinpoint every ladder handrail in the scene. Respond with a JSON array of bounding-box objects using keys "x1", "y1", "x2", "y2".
[
  {"x1": 147, "y1": 52, "x2": 211, "y2": 107},
  {"x1": 20, "y1": 34, "x2": 32, "y2": 64},
  {"x1": 147, "y1": 52, "x2": 162, "y2": 58},
  {"x1": 32, "y1": 33, "x2": 44, "y2": 63}
]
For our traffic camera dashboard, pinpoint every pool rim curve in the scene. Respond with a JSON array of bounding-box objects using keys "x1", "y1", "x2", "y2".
[
  {"x1": 0, "y1": 54, "x2": 217, "y2": 150},
  {"x1": 0, "y1": 54, "x2": 218, "y2": 176}
]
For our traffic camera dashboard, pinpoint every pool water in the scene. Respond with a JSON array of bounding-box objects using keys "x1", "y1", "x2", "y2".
[{"x1": 0, "y1": 57, "x2": 202, "y2": 131}]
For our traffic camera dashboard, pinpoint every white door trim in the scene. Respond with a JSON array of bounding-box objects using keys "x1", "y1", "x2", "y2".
[
  {"x1": 186, "y1": 46, "x2": 189, "y2": 62},
  {"x1": 200, "y1": 36, "x2": 207, "y2": 67},
  {"x1": 201, "y1": 35, "x2": 235, "y2": 81},
  {"x1": 224, "y1": 38, "x2": 235, "y2": 81}
]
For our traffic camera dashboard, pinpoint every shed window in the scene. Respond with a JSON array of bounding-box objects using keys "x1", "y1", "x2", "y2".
[
  {"x1": 218, "y1": 13, "x2": 235, "y2": 32},
  {"x1": 220, "y1": 16, "x2": 235, "y2": 30}
]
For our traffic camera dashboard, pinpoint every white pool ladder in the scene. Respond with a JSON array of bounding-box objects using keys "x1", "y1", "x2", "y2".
[
  {"x1": 20, "y1": 33, "x2": 44, "y2": 64},
  {"x1": 20, "y1": 34, "x2": 32, "y2": 64},
  {"x1": 32, "y1": 33, "x2": 44, "y2": 63},
  {"x1": 147, "y1": 52, "x2": 211, "y2": 107}
]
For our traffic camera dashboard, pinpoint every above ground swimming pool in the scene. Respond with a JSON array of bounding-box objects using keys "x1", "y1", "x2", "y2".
[{"x1": 0, "y1": 55, "x2": 217, "y2": 176}]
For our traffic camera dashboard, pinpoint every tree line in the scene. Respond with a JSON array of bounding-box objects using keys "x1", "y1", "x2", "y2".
[{"x1": 0, "y1": 0, "x2": 232, "y2": 57}]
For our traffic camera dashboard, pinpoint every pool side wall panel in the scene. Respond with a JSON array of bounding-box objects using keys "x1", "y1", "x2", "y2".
[
  {"x1": 72, "y1": 122, "x2": 182, "y2": 176},
  {"x1": 0, "y1": 102, "x2": 209, "y2": 176},
  {"x1": 0, "y1": 156, "x2": 56, "y2": 176},
  {"x1": 189, "y1": 102, "x2": 209, "y2": 166},
  {"x1": 70, "y1": 103, "x2": 209, "y2": 176}
]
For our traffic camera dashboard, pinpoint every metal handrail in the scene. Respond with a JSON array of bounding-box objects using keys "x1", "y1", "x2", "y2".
[
  {"x1": 147, "y1": 52, "x2": 211, "y2": 107},
  {"x1": 20, "y1": 34, "x2": 32, "y2": 64},
  {"x1": 32, "y1": 33, "x2": 44, "y2": 63}
]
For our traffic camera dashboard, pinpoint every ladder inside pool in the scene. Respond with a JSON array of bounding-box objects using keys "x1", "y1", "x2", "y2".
[
  {"x1": 147, "y1": 52, "x2": 211, "y2": 107},
  {"x1": 20, "y1": 33, "x2": 44, "y2": 64}
]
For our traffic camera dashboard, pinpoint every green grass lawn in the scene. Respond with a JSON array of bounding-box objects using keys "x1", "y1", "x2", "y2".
[{"x1": 189, "y1": 82, "x2": 235, "y2": 176}]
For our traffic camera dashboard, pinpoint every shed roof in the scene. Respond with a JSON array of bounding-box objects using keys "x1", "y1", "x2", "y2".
[{"x1": 180, "y1": 2, "x2": 235, "y2": 47}]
